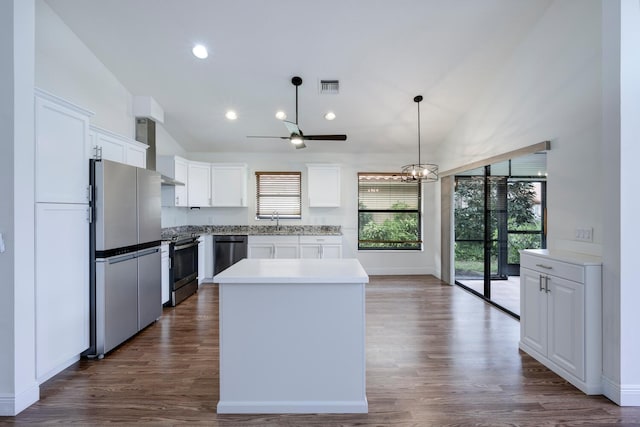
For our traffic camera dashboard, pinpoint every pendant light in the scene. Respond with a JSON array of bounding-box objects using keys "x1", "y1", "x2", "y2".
[{"x1": 401, "y1": 95, "x2": 438, "y2": 182}]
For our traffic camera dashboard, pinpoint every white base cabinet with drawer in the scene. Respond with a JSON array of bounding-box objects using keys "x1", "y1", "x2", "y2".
[
  {"x1": 248, "y1": 235, "x2": 299, "y2": 259},
  {"x1": 299, "y1": 235, "x2": 342, "y2": 259},
  {"x1": 519, "y1": 249, "x2": 602, "y2": 395}
]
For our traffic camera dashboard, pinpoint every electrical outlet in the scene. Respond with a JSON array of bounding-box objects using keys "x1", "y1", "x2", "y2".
[{"x1": 575, "y1": 227, "x2": 594, "y2": 242}]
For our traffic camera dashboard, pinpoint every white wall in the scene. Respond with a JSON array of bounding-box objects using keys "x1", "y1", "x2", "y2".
[
  {"x1": 0, "y1": 0, "x2": 39, "y2": 416},
  {"x1": 35, "y1": 1, "x2": 134, "y2": 138},
  {"x1": 34, "y1": 1, "x2": 187, "y2": 159},
  {"x1": 602, "y1": 0, "x2": 640, "y2": 406},
  {"x1": 436, "y1": 0, "x2": 602, "y2": 256},
  {"x1": 155, "y1": 122, "x2": 187, "y2": 157},
  {"x1": 618, "y1": 0, "x2": 640, "y2": 406}
]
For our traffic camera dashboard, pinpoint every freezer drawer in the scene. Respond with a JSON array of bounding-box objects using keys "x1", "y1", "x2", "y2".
[
  {"x1": 137, "y1": 247, "x2": 162, "y2": 330},
  {"x1": 96, "y1": 254, "x2": 139, "y2": 355}
]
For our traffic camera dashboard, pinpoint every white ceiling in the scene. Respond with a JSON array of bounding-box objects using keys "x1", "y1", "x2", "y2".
[{"x1": 44, "y1": 0, "x2": 551, "y2": 155}]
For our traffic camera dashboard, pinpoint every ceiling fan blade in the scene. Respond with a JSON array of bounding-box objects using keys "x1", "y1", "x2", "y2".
[
  {"x1": 282, "y1": 120, "x2": 301, "y2": 135},
  {"x1": 301, "y1": 134, "x2": 348, "y2": 141},
  {"x1": 246, "y1": 135, "x2": 290, "y2": 139}
]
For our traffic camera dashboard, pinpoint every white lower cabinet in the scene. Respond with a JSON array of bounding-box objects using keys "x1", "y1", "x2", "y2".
[
  {"x1": 161, "y1": 242, "x2": 170, "y2": 305},
  {"x1": 248, "y1": 235, "x2": 342, "y2": 259},
  {"x1": 299, "y1": 235, "x2": 343, "y2": 259},
  {"x1": 35, "y1": 203, "x2": 90, "y2": 383},
  {"x1": 519, "y1": 249, "x2": 602, "y2": 395},
  {"x1": 248, "y1": 235, "x2": 299, "y2": 259},
  {"x1": 198, "y1": 235, "x2": 214, "y2": 283}
]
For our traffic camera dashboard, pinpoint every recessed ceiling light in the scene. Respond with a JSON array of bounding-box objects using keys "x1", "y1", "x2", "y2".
[
  {"x1": 324, "y1": 111, "x2": 336, "y2": 121},
  {"x1": 192, "y1": 44, "x2": 208, "y2": 59},
  {"x1": 275, "y1": 111, "x2": 287, "y2": 120},
  {"x1": 225, "y1": 110, "x2": 237, "y2": 120}
]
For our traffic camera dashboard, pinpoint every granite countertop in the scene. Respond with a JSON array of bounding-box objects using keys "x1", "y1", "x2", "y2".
[{"x1": 161, "y1": 225, "x2": 342, "y2": 240}]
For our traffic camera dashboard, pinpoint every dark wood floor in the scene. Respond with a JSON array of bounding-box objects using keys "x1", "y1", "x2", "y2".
[{"x1": 5, "y1": 275, "x2": 640, "y2": 426}]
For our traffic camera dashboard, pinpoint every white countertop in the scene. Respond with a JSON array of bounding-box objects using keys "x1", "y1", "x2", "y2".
[
  {"x1": 520, "y1": 249, "x2": 602, "y2": 265},
  {"x1": 213, "y1": 258, "x2": 369, "y2": 284}
]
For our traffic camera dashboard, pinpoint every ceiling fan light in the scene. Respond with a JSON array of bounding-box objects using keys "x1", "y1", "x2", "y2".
[
  {"x1": 290, "y1": 135, "x2": 304, "y2": 145},
  {"x1": 192, "y1": 44, "x2": 208, "y2": 59},
  {"x1": 275, "y1": 111, "x2": 287, "y2": 120},
  {"x1": 225, "y1": 110, "x2": 237, "y2": 120}
]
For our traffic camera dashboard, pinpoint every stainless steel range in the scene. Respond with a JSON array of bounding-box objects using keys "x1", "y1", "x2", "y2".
[{"x1": 167, "y1": 234, "x2": 199, "y2": 306}]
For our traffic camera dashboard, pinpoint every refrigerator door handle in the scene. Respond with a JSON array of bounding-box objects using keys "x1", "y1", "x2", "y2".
[
  {"x1": 107, "y1": 253, "x2": 137, "y2": 264},
  {"x1": 137, "y1": 247, "x2": 160, "y2": 257}
]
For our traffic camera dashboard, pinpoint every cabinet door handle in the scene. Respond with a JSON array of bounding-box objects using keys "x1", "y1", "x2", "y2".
[
  {"x1": 539, "y1": 275, "x2": 545, "y2": 292},
  {"x1": 536, "y1": 263, "x2": 553, "y2": 270},
  {"x1": 545, "y1": 276, "x2": 551, "y2": 293}
]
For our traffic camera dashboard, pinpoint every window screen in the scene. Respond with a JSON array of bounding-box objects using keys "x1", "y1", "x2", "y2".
[
  {"x1": 358, "y1": 173, "x2": 421, "y2": 250},
  {"x1": 256, "y1": 172, "x2": 302, "y2": 219}
]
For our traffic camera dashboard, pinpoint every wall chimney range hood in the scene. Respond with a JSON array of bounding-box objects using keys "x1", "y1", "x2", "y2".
[{"x1": 135, "y1": 117, "x2": 184, "y2": 186}]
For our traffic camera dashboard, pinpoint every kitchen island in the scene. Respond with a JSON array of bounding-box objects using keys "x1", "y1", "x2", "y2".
[{"x1": 214, "y1": 258, "x2": 369, "y2": 414}]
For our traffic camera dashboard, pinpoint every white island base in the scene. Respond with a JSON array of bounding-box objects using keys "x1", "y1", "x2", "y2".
[{"x1": 214, "y1": 258, "x2": 369, "y2": 414}]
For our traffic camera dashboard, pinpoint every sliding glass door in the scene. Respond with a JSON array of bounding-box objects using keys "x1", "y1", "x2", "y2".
[{"x1": 454, "y1": 153, "x2": 546, "y2": 317}]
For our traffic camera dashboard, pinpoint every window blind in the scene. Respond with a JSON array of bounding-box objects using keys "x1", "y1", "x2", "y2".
[
  {"x1": 256, "y1": 172, "x2": 302, "y2": 219},
  {"x1": 357, "y1": 173, "x2": 422, "y2": 250}
]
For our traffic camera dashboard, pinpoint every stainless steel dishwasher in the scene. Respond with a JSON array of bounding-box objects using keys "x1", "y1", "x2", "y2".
[{"x1": 213, "y1": 235, "x2": 248, "y2": 276}]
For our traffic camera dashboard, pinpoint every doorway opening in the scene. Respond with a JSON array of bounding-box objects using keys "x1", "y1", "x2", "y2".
[{"x1": 453, "y1": 153, "x2": 547, "y2": 318}]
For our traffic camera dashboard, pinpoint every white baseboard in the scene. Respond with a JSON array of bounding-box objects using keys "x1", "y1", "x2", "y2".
[
  {"x1": 365, "y1": 267, "x2": 436, "y2": 276},
  {"x1": 217, "y1": 399, "x2": 368, "y2": 414},
  {"x1": 37, "y1": 354, "x2": 80, "y2": 385},
  {"x1": 603, "y1": 376, "x2": 640, "y2": 406},
  {"x1": 0, "y1": 383, "x2": 39, "y2": 416}
]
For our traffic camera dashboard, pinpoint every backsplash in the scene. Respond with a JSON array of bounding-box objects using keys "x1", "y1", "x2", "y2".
[{"x1": 161, "y1": 225, "x2": 342, "y2": 239}]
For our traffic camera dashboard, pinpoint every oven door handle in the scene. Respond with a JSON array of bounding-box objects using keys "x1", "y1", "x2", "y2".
[{"x1": 175, "y1": 241, "x2": 198, "y2": 251}]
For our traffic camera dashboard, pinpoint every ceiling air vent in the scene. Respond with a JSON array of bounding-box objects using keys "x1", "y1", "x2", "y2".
[{"x1": 319, "y1": 79, "x2": 339, "y2": 95}]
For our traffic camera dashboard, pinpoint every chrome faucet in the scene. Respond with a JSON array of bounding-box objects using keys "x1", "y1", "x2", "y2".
[{"x1": 271, "y1": 211, "x2": 280, "y2": 231}]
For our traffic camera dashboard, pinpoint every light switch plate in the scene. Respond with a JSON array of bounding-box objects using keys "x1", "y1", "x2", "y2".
[
  {"x1": 0, "y1": 233, "x2": 5, "y2": 253},
  {"x1": 575, "y1": 227, "x2": 593, "y2": 242}
]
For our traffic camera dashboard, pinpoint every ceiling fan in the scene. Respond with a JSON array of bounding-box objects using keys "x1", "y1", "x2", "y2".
[{"x1": 247, "y1": 76, "x2": 347, "y2": 149}]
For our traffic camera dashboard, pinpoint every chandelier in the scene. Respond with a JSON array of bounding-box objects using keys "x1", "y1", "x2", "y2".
[{"x1": 401, "y1": 95, "x2": 438, "y2": 182}]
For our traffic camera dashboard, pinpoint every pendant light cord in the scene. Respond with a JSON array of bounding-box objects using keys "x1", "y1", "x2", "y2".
[{"x1": 417, "y1": 99, "x2": 421, "y2": 165}]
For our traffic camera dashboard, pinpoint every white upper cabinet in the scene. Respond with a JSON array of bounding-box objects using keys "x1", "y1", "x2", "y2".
[
  {"x1": 211, "y1": 164, "x2": 247, "y2": 207},
  {"x1": 35, "y1": 89, "x2": 93, "y2": 204},
  {"x1": 158, "y1": 158, "x2": 246, "y2": 208},
  {"x1": 158, "y1": 155, "x2": 189, "y2": 207},
  {"x1": 89, "y1": 125, "x2": 148, "y2": 168},
  {"x1": 307, "y1": 164, "x2": 341, "y2": 207},
  {"x1": 188, "y1": 161, "x2": 212, "y2": 207}
]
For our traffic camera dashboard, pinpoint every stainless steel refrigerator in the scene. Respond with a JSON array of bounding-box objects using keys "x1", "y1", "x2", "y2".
[{"x1": 84, "y1": 159, "x2": 162, "y2": 358}]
